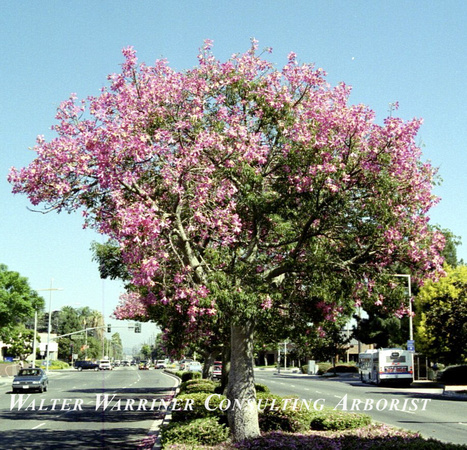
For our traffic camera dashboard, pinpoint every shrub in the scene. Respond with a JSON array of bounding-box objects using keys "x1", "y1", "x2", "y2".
[
  {"x1": 257, "y1": 394, "x2": 315, "y2": 433},
  {"x1": 254, "y1": 383, "x2": 270, "y2": 393},
  {"x1": 181, "y1": 380, "x2": 218, "y2": 394},
  {"x1": 40, "y1": 360, "x2": 69, "y2": 370},
  {"x1": 326, "y1": 364, "x2": 359, "y2": 373},
  {"x1": 181, "y1": 371, "x2": 202, "y2": 382},
  {"x1": 317, "y1": 362, "x2": 332, "y2": 374},
  {"x1": 160, "y1": 416, "x2": 229, "y2": 447},
  {"x1": 309, "y1": 409, "x2": 372, "y2": 430},
  {"x1": 171, "y1": 392, "x2": 227, "y2": 422}
]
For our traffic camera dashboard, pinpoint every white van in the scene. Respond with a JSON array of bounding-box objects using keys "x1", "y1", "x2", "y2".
[{"x1": 99, "y1": 360, "x2": 112, "y2": 370}]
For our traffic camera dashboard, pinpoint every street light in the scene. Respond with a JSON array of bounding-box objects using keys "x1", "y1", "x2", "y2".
[
  {"x1": 32, "y1": 310, "x2": 38, "y2": 368},
  {"x1": 38, "y1": 279, "x2": 63, "y2": 373},
  {"x1": 393, "y1": 274, "x2": 413, "y2": 341}
]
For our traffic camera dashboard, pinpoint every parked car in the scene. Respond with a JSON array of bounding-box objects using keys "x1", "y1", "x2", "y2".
[
  {"x1": 99, "y1": 360, "x2": 112, "y2": 370},
  {"x1": 179, "y1": 359, "x2": 193, "y2": 370},
  {"x1": 436, "y1": 365, "x2": 467, "y2": 385},
  {"x1": 187, "y1": 361, "x2": 202, "y2": 373},
  {"x1": 211, "y1": 361, "x2": 222, "y2": 380},
  {"x1": 74, "y1": 360, "x2": 99, "y2": 371},
  {"x1": 154, "y1": 360, "x2": 166, "y2": 369},
  {"x1": 12, "y1": 368, "x2": 49, "y2": 393}
]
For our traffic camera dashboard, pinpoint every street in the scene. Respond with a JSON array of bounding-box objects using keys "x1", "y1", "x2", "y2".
[
  {"x1": 0, "y1": 367, "x2": 178, "y2": 449},
  {"x1": 1, "y1": 367, "x2": 466, "y2": 447},
  {"x1": 254, "y1": 369, "x2": 467, "y2": 446}
]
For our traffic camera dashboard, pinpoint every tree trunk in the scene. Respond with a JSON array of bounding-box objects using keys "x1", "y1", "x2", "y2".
[
  {"x1": 221, "y1": 344, "x2": 230, "y2": 394},
  {"x1": 227, "y1": 322, "x2": 260, "y2": 442},
  {"x1": 202, "y1": 351, "x2": 215, "y2": 379}
]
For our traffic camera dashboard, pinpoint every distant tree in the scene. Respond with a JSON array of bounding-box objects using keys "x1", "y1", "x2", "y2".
[
  {"x1": 0, "y1": 264, "x2": 44, "y2": 331},
  {"x1": 1, "y1": 325, "x2": 35, "y2": 361},
  {"x1": 415, "y1": 265, "x2": 467, "y2": 364},
  {"x1": 293, "y1": 317, "x2": 352, "y2": 365},
  {"x1": 140, "y1": 344, "x2": 152, "y2": 360},
  {"x1": 109, "y1": 332, "x2": 123, "y2": 360},
  {"x1": 353, "y1": 312, "x2": 406, "y2": 348},
  {"x1": 438, "y1": 228, "x2": 462, "y2": 267}
]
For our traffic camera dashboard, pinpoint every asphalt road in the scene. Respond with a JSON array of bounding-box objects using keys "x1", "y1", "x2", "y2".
[
  {"x1": 0, "y1": 367, "x2": 178, "y2": 449},
  {"x1": 254, "y1": 369, "x2": 467, "y2": 446}
]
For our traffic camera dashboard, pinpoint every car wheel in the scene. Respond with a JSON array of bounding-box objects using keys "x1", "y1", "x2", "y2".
[
  {"x1": 78, "y1": 367, "x2": 83, "y2": 371},
  {"x1": 44, "y1": 384, "x2": 47, "y2": 392},
  {"x1": 94, "y1": 367, "x2": 99, "y2": 371}
]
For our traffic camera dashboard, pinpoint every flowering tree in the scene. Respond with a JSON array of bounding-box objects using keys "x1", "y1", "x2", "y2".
[{"x1": 9, "y1": 40, "x2": 445, "y2": 441}]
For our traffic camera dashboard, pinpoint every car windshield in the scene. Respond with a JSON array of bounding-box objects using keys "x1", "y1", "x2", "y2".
[{"x1": 19, "y1": 369, "x2": 41, "y2": 376}]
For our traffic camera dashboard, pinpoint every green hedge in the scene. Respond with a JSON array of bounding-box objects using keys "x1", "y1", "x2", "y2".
[
  {"x1": 255, "y1": 383, "x2": 270, "y2": 393},
  {"x1": 171, "y1": 392, "x2": 227, "y2": 422},
  {"x1": 161, "y1": 416, "x2": 229, "y2": 447},
  {"x1": 326, "y1": 364, "x2": 359, "y2": 373},
  {"x1": 309, "y1": 409, "x2": 372, "y2": 430},
  {"x1": 180, "y1": 371, "x2": 202, "y2": 382},
  {"x1": 180, "y1": 379, "x2": 219, "y2": 394},
  {"x1": 256, "y1": 393, "x2": 371, "y2": 433}
]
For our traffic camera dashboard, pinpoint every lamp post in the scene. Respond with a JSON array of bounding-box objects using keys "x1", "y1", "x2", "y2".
[
  {"x1": 32, "y1": 310, "x2": 38, "y2": 368},
  {"x1": 38, "y1": 280, "x2": 63, "y2": 373},
  {"x1": 393, "y1": 274, "x2": 413, "y2": 341}
]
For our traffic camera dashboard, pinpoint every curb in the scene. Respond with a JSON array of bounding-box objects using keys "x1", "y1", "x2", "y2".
[{"x1": 149, "y1": 370, "x2": 181, "y2": 450}]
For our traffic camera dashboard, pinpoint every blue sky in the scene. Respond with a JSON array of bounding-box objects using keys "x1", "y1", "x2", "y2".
[{"x1": 1, "y1": 1, "x2": 466, "y2": 350}]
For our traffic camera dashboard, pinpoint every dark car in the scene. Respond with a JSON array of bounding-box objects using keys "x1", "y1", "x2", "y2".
[
  {"x1": 436, "y1": 365, "x2": 467, "y2": 385},
  {"x1": 74, "y1": 360, "x2": 99, "y2": 371},
  {"x1": 12, "y1": 368, "x2": 48, "y2": 393}
]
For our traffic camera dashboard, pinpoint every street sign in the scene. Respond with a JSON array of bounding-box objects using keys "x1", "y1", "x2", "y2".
[{"x1": 407, "y1": 340, "x2": 415, "y2": 352}]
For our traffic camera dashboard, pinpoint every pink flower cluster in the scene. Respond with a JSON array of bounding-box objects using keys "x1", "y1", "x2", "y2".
[{"x1": 9, "y1": 40, "x2": 445, "y2": 334}]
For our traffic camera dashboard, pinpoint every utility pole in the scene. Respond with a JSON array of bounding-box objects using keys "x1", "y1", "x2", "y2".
[{"x1": 37, "y1": 280, "x2": 63, "y2": 373}]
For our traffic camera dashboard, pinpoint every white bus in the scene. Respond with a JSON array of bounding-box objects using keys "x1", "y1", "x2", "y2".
[{"x1": 359, "y1": 348, "x2": 413, "y2": 386}]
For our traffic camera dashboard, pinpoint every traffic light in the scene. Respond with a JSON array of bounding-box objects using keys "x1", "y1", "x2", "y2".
[
  {"x1": 135, "y1": 322, "x2": 141, "y2": 333},
  {"x1": 107, "y1": 324, "x2": 111, "y2": 333}
]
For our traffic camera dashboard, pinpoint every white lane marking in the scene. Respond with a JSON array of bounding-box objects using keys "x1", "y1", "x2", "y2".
[{"x1": 32, "y1": 423, "x2": 45, "y2": 429}]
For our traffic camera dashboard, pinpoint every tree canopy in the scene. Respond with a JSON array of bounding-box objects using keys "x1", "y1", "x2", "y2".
[
  {"x1": 415, "y1": 265, "x2": 467, "y2": 364},
  {"x1": 9, "y1": 40, "x2": 445, "y2": 440},
  {"x1": 0, "y1": 264, "x2": 44, "y2": 331}
]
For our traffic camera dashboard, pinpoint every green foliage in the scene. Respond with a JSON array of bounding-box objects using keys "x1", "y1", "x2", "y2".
[
  {"x1": 257, "y1": 397, "x2": 370, "y2": 433},
  {"x1": 353, "y1": 312, "x2": 407, "y2": 349},
  {"x1": 415, "y1": 265, "x2": 467, "y2": 364},
  {"x1": 326, "y1": 364, "x2": 359, "y2": 374},
  {"x1": 160, "y1": 416, "x2": 229, "y2": 447},
  {"x1": 259, "y1": 406, "x2": 312, "y2": 433},
  {"x1": 180, "y1": 379, "x2": 218, "y2": 394},
  {"x1": 181, "y1": 371, "x2": 202, "y2": 382},
  {"x1": 309, "y1": 410, "x2": 372, "y2": 430},
  {"x1": 40, "y1": 360, "x2": 70, "y2": 370},
  {"x1": 91, "y1": 240, "x2": 130, "y2": 281},
  {"x1": 171, "y1": 393, "x2": 226, "y2": 422},
  {"x1": 0, "y1": 264, "x2": 44, "y2": 330},
  {"x1": 1, "y1": 325, "x2": 35, "y2": 360},
  {"x1": 254, "y1": 383, "x2": 270, "y2": 393}
]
